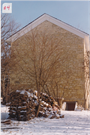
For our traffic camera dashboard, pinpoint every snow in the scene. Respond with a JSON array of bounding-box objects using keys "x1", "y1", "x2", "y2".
[
  {"x1": 11, "y1": 110, "x2": 16, "y2": 112},
  {"x1": 23, "y1": 102, "x2": 26, "y2": 104},
  {"x1": 41, "y1": 101, "x2": 48, "y2": 106},
  {"x1": 16, "y1": 89, "x2": 34, "y2": 98},
  {"x1": 1, "y1": 105, "x2": 90, "y2": 135},
  {"x1": 1, "y1": 105, "x2": 9, "y2": 120},
  {"x1": 18, "y1": 106, "x2": 26, "y2": 109},
  {"x1": 20, "y1": 90, "x2": 25, "y2": 95},
  {"x1": 33, "y1": 95, "x2": 37, "y2": 99},
  {"x1": 42, "y1": 93, "x2": 48, "y2": 96},
  {"x1": 39, "y1": 111, "x2": 44, "y2": 114},
  {"x1": 16, "y1": 90, "x2": 20, "y2": 93},
  {"x1": 26, "y1": 91, "x2": 33, "y2": 97},
  {"x1": 34, "y1": 100, "x2": 38, "y2": 105},
  {"x1": 34, "y1": 90, "x2": 37, "y2": 94},
  {"x1": 30, "y1": 93, "x2": 33, "y2": 98},
  {"x1": 20, "y1": 110, "x2": 27, "y2": 113}
]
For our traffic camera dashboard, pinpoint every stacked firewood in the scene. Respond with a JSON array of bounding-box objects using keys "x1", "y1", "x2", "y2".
[
  {"x1": 9, "y1": 90, "x2": 64, "y2": 121},
  {"x1": 40, "y1": 92, "x2": 60, "y2": 109},
  {"x1": 9, "y1": 89, "x2": 38, "y2": 121},
  {"x1": 38, "y1": 92, "x2": 62, "y2": 119}
]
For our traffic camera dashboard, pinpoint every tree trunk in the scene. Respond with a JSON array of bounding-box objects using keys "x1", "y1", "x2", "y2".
[{"x1": 36, "y1": 101, "x2": 41, "y2": 117}]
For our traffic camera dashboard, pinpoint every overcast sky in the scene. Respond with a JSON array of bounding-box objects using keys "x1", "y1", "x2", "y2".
[{"x1": 1, "y1": 1, "x2": 90, "y2": 35}]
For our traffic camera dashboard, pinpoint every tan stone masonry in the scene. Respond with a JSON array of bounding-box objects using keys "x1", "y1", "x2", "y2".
[{"x1": 9, "y1": 20, "x2": 89, "y2": 108}]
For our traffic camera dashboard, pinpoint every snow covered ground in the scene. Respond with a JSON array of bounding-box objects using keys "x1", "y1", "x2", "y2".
[
  {"x1": 1, "y1": 105, "x2": 90, "y2": 135},
  {"x1": 1, "y1": 105, "x2": 9, "y2": 120}
]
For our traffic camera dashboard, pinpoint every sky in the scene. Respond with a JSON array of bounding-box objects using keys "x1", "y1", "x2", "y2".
[{"x1": 1, "y1": 1, "x2": 90, "y2": 35}]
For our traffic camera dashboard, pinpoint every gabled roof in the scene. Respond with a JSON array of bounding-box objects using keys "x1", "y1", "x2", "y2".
[{"x1": 6, "y1": 13, "x2": 89, "y2": 43}]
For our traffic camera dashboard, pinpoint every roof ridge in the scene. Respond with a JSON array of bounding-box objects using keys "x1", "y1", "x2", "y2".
[{"x1": 6, "y1": 13, "x2": 89, "y2": 42}]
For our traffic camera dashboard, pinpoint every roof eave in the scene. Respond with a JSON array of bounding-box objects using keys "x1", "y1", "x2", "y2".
[{"x1": 6, "y1": 13, "x2": 89, "y2": 43}]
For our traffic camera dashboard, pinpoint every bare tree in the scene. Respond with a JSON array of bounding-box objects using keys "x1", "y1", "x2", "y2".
[
  {"x1": 10, "y1": 27, "x2": 75, "y2": 114},
  {"x1": 1, "y1": 14, "x2": 20, "y2": 103}
]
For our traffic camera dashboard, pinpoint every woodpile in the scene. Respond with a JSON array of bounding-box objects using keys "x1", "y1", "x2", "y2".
[
  {"x1": 38, "y1": 100, "x2": 62, "y2": 119},
  {"x1": 38, "y1": 92, "x2": 62, "y2": 118},
  {"x1": 9, "y1": 89, "x2": 38, "y2": 121},
  {"x1": 40, "y1": 92, "x2": 60, "y2": 109},
  {"x1": 9, "y1": 89, "x2": 64, "y2": 121}
]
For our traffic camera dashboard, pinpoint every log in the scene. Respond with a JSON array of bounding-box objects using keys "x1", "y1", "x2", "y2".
[{"x1": 1, "y1": 119, "x2": 11, "y2": 124}]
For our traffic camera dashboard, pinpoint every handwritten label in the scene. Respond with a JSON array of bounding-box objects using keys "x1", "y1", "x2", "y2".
[{"x1": 2, "y1": 3, "x2": 12, "y2": 13}]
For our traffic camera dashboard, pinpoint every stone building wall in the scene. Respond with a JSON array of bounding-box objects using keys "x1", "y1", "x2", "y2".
[
  {"x1": 10, "y1": 21, "x2": 85, "y2": 107},
  {"x1": 84, "y1": 44, "x2": 90, "y2": 109}
]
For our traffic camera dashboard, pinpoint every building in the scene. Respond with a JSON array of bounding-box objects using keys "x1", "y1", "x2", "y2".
[{"x1": 6, "y1": 14, "x2": 90, "y2": 109}]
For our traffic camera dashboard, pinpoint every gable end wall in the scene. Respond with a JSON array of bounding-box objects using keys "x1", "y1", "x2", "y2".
[{"x1": 10, "y1": 21, "x2": 85, "y2": 107}]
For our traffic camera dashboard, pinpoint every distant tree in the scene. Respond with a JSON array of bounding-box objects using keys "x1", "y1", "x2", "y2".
[{"x1": 1, "y1": 14, "x2": 20, "y2": 103}]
